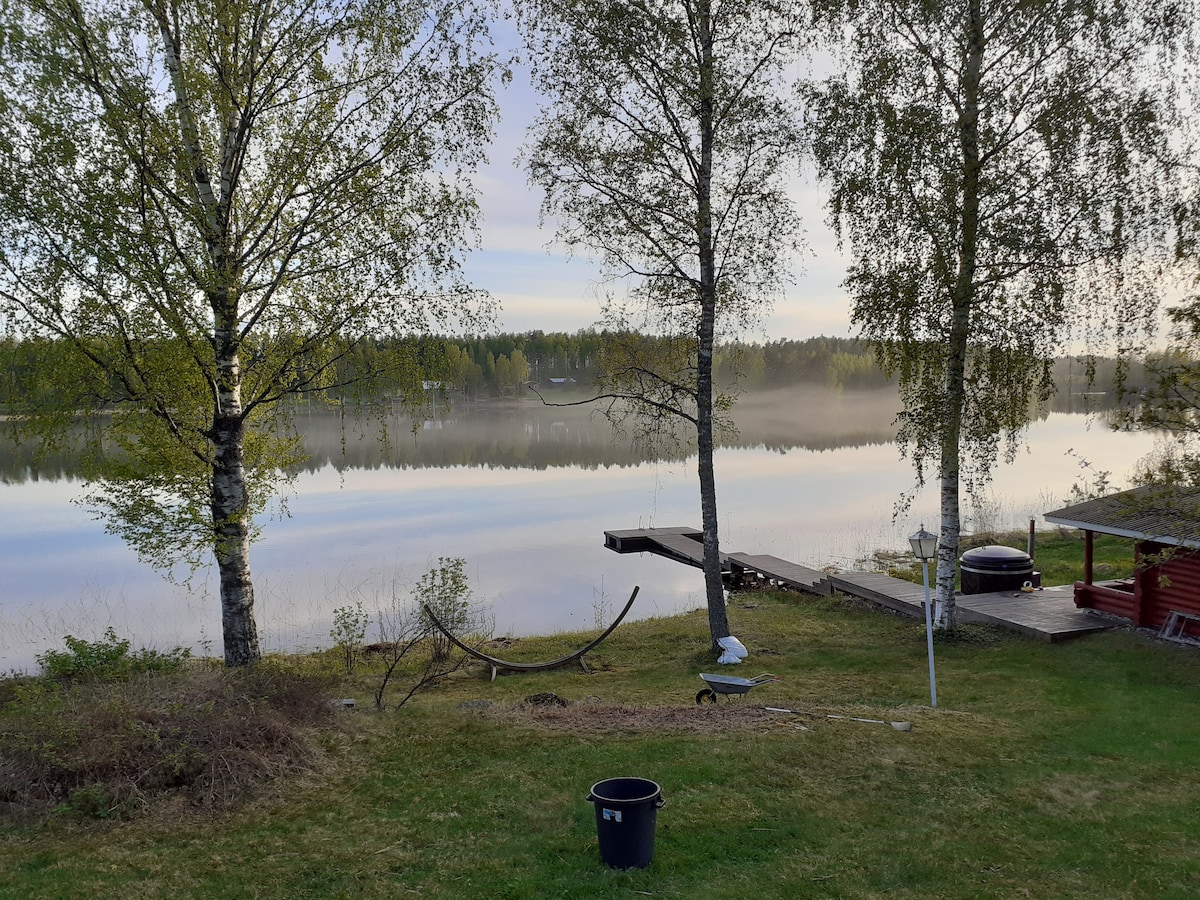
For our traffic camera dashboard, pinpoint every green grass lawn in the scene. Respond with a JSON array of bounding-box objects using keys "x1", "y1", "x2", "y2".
[
  {"x1": 3, "y1": 586, "x2": 1199, "y2": 899},
  {"x1": 1024, "y1": 530, "x2": 1136, "y2": 585}
]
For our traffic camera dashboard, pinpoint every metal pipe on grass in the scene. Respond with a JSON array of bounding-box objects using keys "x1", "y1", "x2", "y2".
[{"x1": 764, "y1": 707, "x2": 912, "y2": 731}]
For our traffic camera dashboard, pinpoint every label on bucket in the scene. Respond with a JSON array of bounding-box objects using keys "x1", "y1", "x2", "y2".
[{"x1": 602, "y1": 809, "x2": 622, "y2": 823}]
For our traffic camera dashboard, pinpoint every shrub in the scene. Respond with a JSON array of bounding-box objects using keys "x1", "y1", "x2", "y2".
[
  {"x1": 36, "y1": 627, "x2": 190, "y2": 682},
  {"x1": 416, "y1": 556, "x2": 474, "y2": 662},
  {"x1": 54, "y1": 784, "x2": 120, "y2": 821},
  {"x1": 330, "y1": 602, "x2": 369, "y2": 674},
  {"x1": 373, "y1": 558, "x2": 492, "y2": 709}
]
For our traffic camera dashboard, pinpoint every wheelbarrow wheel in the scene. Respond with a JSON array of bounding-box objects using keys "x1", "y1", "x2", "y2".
[{"x1": 695, "y1": 688, "x2": 717, "y2": 704}]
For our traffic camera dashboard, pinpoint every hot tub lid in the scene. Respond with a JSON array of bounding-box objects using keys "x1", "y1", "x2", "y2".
[{"x1": 960, "y1": 545, "x2": 1033, "y2": 573}]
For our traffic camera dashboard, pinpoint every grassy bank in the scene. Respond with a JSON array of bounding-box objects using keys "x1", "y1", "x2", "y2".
[{"x1": 3, "y1": 587, "x2": 1199, "y2": 899}]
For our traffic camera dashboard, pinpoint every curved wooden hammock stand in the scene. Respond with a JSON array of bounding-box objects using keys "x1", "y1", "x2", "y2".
[{"x1": 422, "y1": 585, "x2": 639, "y2": 681}]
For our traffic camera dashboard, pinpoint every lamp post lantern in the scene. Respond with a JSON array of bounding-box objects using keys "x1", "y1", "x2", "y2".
[{"x1": 909, "y1": 525, "x2": 938, "y2": 708}]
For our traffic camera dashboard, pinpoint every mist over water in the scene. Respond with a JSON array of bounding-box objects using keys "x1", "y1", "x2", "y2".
[
  {"x1": 1, "y1": 386, "x2": 905, "y2": 481},
  {"x1": 0, "y1": 387, "x2": 1158, "y2": 672}
]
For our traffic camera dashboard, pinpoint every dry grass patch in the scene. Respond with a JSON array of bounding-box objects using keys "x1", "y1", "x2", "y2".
[
  {"x1": 0, "y1": 660, "x2": 344, "y2": 822},
  {"x1": 478, "y1": 698, "x2": 1003, "y2": 744},
  {"x1": 485, "y1": 702, "x2": 780, "y2": 733}
]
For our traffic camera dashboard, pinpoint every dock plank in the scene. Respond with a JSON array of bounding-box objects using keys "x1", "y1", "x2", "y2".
[
  {"x1": 652, "y1": 533, "x2": 713, "y2": 568},
  {"x1": 828, "y1": 572, "x2": 929, "y2": 615},
  {"x1": 604, "y1": 526, "x2": 701, "y2": 554}
]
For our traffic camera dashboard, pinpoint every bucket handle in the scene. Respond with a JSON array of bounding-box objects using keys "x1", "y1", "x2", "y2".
[{"x1": 585, "y1": 793, "x2": 667, "y2": 809}]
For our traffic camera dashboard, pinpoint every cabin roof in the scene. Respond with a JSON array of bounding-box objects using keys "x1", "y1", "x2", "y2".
[{"x1": 1044, "y1": 485, "x2": 1200, "y2": 549}]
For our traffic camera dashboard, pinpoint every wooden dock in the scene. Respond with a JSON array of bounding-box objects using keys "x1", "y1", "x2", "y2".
[
  {"x1": 728, "y1": 553, "x2": 829, "y2": 595},
  {"x1": 604, "y1": 526, "x2": 733, "y2": 572},
  {"x1": 604, "y1": 526, "x2": 1112, "y2": 643}
]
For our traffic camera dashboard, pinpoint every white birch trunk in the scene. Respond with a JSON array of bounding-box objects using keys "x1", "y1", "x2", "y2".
[
  {"x1": 934, "y1": 0, "x2": 984, "y2": 630},
  {"x1": 934, "y1": 458, "x2": 961, "y2": 629},
  {"x1": 156, "y1": 6, "x2": 266, "y2": 664},
  {"x1": 696, "y1": 0, "x2": 730, "y2": 648},
  {"x1": 212, "y1": 413, "x2": 260, "y2": 666}
]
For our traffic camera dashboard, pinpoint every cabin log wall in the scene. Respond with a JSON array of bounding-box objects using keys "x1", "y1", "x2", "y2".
[
  {"x1": 1074, "y1": 581, "x2": 1137, "y2": 621},
  {"x1": 1073, "y1": 541, "x2": 1200, "y2": 628},
  {"x1": 1136, "y1": 542, "x2": 1200, "y2": 629}
]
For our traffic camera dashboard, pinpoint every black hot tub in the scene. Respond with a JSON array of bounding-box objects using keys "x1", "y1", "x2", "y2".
[{"x1": 959, "y1": 545, "x2": 1039, "y2": 594}]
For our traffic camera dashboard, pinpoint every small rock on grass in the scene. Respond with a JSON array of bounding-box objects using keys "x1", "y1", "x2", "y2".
[{"x1": 524, "y1": 692, "x2": 569, "y2": 707}]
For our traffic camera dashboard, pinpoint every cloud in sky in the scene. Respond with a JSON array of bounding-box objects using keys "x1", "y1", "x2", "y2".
[{"x1": 459, "y1": 22, "x2": 854, "y2": 342}]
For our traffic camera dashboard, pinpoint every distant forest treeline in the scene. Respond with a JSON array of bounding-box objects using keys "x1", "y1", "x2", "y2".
[
  {"x1": 433, "y1": 332, "x2": 896, "y2": 399},
  {"x1": 0, "y1": 330, "x2": 1150, "y2": 409},
  {"x1": 350, "y1": 333, "x2": 1154, "y2": 406}
]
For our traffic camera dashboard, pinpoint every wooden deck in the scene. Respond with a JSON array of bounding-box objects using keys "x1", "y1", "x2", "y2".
[
  {"x1": 958, "y1": 585, "x2": 1111, "y2": 642},
  {"x1": 827, "y1": 572, "x2": 929, "y2": 614},
  {"x1": 604, "y1": 526, "x2": 1112, "y2": 642},
  {"x1": 830, "y1": 573, "x2": 1110, "y2": 642}
]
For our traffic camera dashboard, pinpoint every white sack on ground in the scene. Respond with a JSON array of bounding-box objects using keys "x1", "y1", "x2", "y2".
[{"x1": 717, "y1": 635, "x2": 748, "y2": 664}]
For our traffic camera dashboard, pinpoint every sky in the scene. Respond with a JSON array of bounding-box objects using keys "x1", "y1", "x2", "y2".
[{"x1": 457, "y1": 24, "x2": 856, "y2": 342}]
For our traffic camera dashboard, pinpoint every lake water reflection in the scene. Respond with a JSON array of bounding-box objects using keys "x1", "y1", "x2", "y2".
[{"x1": 0, "y1": 388, "x2": 1161, "y2": 671}]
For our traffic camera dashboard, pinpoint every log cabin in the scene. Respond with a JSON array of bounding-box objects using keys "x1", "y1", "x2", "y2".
[{"x1": 1044, "y1": 486, "x2": 1200, "y2": 640}]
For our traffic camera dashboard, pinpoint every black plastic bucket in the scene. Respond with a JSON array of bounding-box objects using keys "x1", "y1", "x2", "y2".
[{"x1": 586, "y1": 777, "x2": 665, "y2": 869}]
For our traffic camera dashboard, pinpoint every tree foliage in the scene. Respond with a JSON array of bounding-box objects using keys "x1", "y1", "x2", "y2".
[
  {"x1": 0, "y1": 0, "x2": 502, "y2": 664},
  {"x1": 519, "y1": 0, "x2": 808, "y2": 648},
  {"x1": 806, "y1": 0, "x2": 1183, "y2": 626},
  {"x1": 1122, "y1": 307, "x2": 1200, "y2": 488}
]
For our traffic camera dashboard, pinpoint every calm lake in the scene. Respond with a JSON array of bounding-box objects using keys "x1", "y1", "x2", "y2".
[{"x1": 0, "y1": 387, "x2": 1159, "y2": 672}]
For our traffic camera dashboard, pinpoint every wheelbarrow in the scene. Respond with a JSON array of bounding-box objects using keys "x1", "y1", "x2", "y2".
[{"x1": 695, "y1": 672, "x2": 780, "y2": 704}]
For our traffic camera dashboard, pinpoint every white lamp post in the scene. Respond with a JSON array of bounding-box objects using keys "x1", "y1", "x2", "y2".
[{"x1": 909, "y1": 525, "x2": 938, "y2": 708}]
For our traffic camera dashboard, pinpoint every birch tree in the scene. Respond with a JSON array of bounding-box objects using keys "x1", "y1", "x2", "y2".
[
  {"x1": 519, "y1": 0, "x2": 807, "y2": 650},
  {"x1": 0, "y1": 0, "x2": 501, "y2": 665},
  {"x1": 806, "y1": 0, "x2": 1182, "y2": 627}
]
